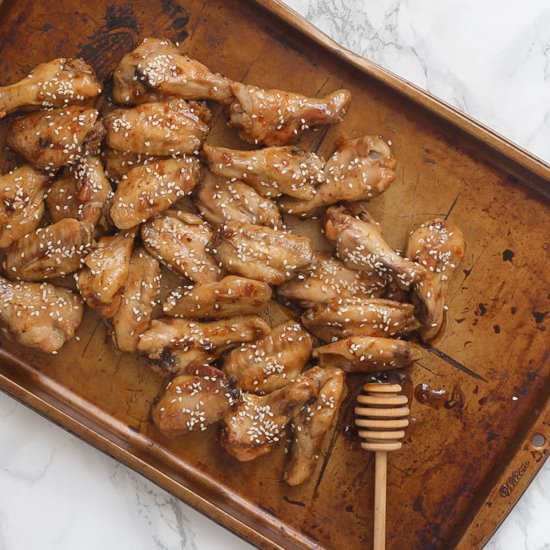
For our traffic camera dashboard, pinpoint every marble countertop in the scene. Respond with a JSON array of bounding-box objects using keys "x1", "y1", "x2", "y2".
[{"x1": 0, "y1": 1, "x2": 548, "y2": 549}]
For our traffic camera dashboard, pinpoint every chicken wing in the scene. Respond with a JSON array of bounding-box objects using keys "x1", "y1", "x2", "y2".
[
  {"x1": 406, "y1": 219, "x2": 465, "y2": 341},
  {"x1": 0, "y1": 276, "x2": 83, "y2": 353},
  {"x1": 224, "y1": 321, "x2": 312, "y2": 394},
  {"x1": 102, "y1": 147, "x2": 160, "y2": 179},
  {"x1": 138, "y1": 315, "x2": 271, "y2": 375},
  {"x1": 113, "y1": 37, "x2": 233, "y2": 105},
  {"x1": 0, "y1": 58, "x2": 101, "y2": 118},
  {"x1": 0, "y1": 165, "x2": 50, "y2": 248},
  {"x1": 228, "y1": 82, "x2": 351, "y2": 145},
  {"x1": 163, "y1": 276, "x2": 272, "y2": 319},
  {"x1": 110, "y1": 157, "x2": 200, "y2": 229},
  {"x1": 112, "y1": 248, "x2": 160, "y2": 352},
  {"x1": 324, "y1": 206, "x2": 425, "y2": 290},
  {"x1": 196, "y1": 171, "x2": 283, "y2": 228},
  {"x1": 7, "y1": 106, "x2": 104, "y2": 171},
  {"x1": 220, "y1": 374, "x2": 318, "y2": 462},
  {"x1": 104, "y1": 99, "x2": 209, "y2": 156},
  {"x1": 3, "y1": 218, "x2": 94, "y2": 281},
  {"x1": 280, "y1": 136, "x2": 396, "y2": 216},
  {"x1": 285, "y1": 366, "x2": 346, "y2": 486},
  {"x1": 76, "y1": 229, "x2": 135, "y2": 317},
  {"x1": 202, "y1": 143, "x2": 324, "y2": 199},
  {"x1": 212, "y1": 221, "x2": 314, "y2": 285},
  {"x1": 313, "y1": 336, "x2": 421, "y2": 372},
  {"x1": 141, "y1": 210, "x2": 222, "y2": 283},
  {"x1": 277, "y1": 252, "x2": 386, "y2": 308},
  {"x1": 46, "y1": 157, "x2": 111, "y2": 226},
  {"x1": 301, "y1": 298, "x2": 420, "y2": 342},
  {"x1": 151, "y1": 364, "x2": 233, "y2": 437}
]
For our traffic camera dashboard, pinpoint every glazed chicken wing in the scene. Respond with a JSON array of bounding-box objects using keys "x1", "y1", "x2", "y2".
[
  {"x1": 0, "y1": 58, "x2": 101, "y2": 118},
  {"x1": 0, "y1": 165, "x2": 50, "y2": 248},
  {"x1": 7, "y1": 106, "x2": 104, "y2": 171},
  {"x1": 76, "y1": 229, "x2": 135, "y2": 317},
  {"x1": 406, "y1": 218, "x2": 465, "y2": 341},
  {"x1": 224, "y1": 321, "x2": 313, "y2": 394},
  {"x1": 277, "y1": 252, "x2": 386, "y2": 308},
  {"x1": 141, "y1": 210, "x2": 222, "y2": 283},
  {"x1": 112, "y1": 248, "x2": 160, "y2": 352},
  {"x1": 280, "y1": 136, "x2": 396, "y2": 216},
  {"x1": 102, "y1": 147, "x2": 160, "y2": 179},
  {"x1": 0, "y1": 277, "x2": 83, "y2": 353},
  {"x1": 202, "y1": 143, "x2": 324, "y2": 199},
  {"x1": 228, "y1": 82, "x2": 351, "y2": 146},
  {"x1": 151, "y1": 364, "x2": 233, "y2": 437},
  {"x1": 313, "y1": 336, "x2": 421, "y2": 372},
  {"x1": 138, "y1": 315, "x2": 271, "y2": 375},
  {"x1": 104, "y1": 99, "x2": 209, "y2": 156},
  {"x1": 324, "y1": 206, "x2": 425, "y2": 290},
  {"x1": 196, "y1": 171, "x2": 283, "y2": 228},
  {"x1": 220, "y1": 374, "x2": 318, "y2": 462},
  {"x1": 285, "y1": 366, "x2": 346, "y2": 486},
  {"x1": 212, "y1": 221, "x2": 314, "y2": 285},
  {"x1": 110, "y1": 157, "x2": 200, "y2": 229},
  {"x1": 113, "y1": 37, "x2": 233, "y2": 105},
  {"x1": 301, "y1": 298, "x2": 420, "y2": 342},
  {"x1": 46, "y1": 157, "x2": 111, "y2": 226},
  {"x1": 3, "y1": 218, "x2": 94, "y2": 281},
  {"x1": 163, "y1": 276, "x2": 272, "y2": 319}
]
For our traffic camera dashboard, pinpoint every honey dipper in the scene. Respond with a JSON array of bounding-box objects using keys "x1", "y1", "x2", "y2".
[{"x1": 355, "y1": 383, "x2": 410, "y2": 550}]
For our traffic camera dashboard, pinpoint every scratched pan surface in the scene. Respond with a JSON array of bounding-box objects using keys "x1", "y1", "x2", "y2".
[{"x1": 0, "y1": 0, "x2": 549, "y2": 548}]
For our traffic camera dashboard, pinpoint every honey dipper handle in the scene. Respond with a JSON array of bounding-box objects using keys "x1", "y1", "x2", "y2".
[{"x1": 374, "y1": 451, "x2": 387, "y2": 550}]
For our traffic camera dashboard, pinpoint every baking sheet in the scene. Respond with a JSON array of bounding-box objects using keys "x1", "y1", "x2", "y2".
[{"x1": 0, "y1": 0, "x2": 548, "y2": 548}]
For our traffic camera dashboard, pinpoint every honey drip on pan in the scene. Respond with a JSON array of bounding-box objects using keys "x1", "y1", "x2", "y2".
[{"x1": 414, "y1": 383, "x2": 465, "y2": 410}]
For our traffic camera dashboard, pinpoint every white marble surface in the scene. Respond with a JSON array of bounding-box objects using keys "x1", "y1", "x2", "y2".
[{"x1": 0, "y1": 1, "x2": 549, "y2": 549}]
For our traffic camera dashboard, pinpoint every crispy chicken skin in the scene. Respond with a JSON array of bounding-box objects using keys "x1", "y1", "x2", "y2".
[
  {"x1": 46, "y1": 157, "x2": 111, "y2": 226},
  {"x1": 104, "y1": 99, "x2": 209, "y2": 156},
  {"x1": 313, "y1": 336, "x2": 421, "y2": 372},
  {"x1": 212, "y1": 221, "x2": 314, "y2": 285},
  {"x1": 102, "y1": 147, "x2": 161, "y2": 180},
  {"x1": 112, "y1": 37, "x2": 170, "y2": 105},
  {"x1": 224, "y1": 321, "x2": 313, "y2": 394},
  {"x1": 113, "y1": 38, "x2": 233, "y2": 105},
  {"x1": 76, "y1": 229, "x2": 135, "y2": 317},
  {"x1": 220, "y1": 374, "x2": 319, "y2": 462},
  {"x1": 228, "y1": 82, "x2": 351, "y2": 146},
  {"x1": 141, "y1": 210, "x2": 222, "y2": 283},
  {"x1": 407, "y1": 218, "x2": 465, "y2": 341},
  {"x1": 0, "y1": 277, "x2": 83, "y2": 353},
  {"x1": 151, "y1": 364, "x2": 233, "y2": 437},
  {"x1": 112, "y1": 248, "x2": 160, "y2": 352},
  {"x1": 110, "y1": 157, "x2": 200, "y2": 229},
  {"x1": 163, "y1": 276, "x2": 272, "y2": 319},
  {"x1": 7, "y1": 106, "x2": 104, "y2": 170},
  {"x1": 280, "y1": 136, "x2": 396, "y2": 216},
  {"x1": 285, "y1": 366, "x2": 346, "y2": 486},
  {"x1": 324, "y1": 205, "x2": 426, "y2": 290},
  {"x1": 196, "y1": 171, "x2": 283, "y2": 228},
  {"x1": 0, "y1": 58, "x2": 101, "y2": 118},
  {"x1": 202, "y1": 143, "x2": 324, "y2": 199},
  {"x1": 0, "y1": 165, "x2": 50, "y2": 248},
  {"x1": 138, "y1": 315, "x2": 271, "y2": 375},
  {"x1": 277, "y1": 252, "x2": 386, "y2": 308},
  {"x1": 301, "y1": 298, "x2": 420, "y2": 342},
  {"x1": 3, "y1": 218, "x2": 94, "y2": 281}
]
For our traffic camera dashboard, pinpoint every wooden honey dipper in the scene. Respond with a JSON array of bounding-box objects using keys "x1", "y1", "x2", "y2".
[{"x1": 355, "y1": 383, "x2": 410, "y2": 550}]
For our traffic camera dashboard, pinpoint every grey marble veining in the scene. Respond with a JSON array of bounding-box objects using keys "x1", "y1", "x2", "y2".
[
  {"x1": 0, "y1": 1, "x2": 548, "y2": 549},
  {"x1": 289, "y1": 0, "x2": 550, "y2": 165}
]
